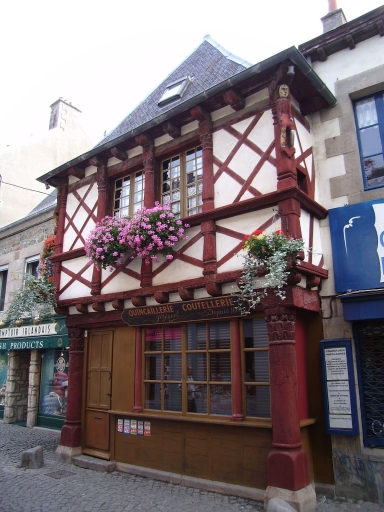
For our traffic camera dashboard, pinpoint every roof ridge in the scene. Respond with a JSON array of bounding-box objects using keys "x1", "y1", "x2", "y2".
[{"x1": 202, "y1": 35, "x2": 252, "y2": 68}]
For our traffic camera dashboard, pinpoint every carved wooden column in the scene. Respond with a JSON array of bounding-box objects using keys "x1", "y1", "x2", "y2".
[
  {"x1": 191, "y1": 106, "x2": 218, "y2": 281},
  {"x1": 264, "y1": 306, "x2": 309, "y2": 492},
  {"x1": 132, "y1": 327, "x2": 143, "y2": 412},
  {"x1": 58, "y1": 327, "x2": 84, "y2": 458},
  {"x1": 231, "y1": 318, "x2": 244, "y2": 422},
  {"x1": 52, "y1": 179, "x2": 68, "y2": 301},
  {"x1": 136, "y1": 134, "x2": 155, "y2": 288},
  {"x1": 91, "y1": 161, "x2": 108, "y2": 295}
]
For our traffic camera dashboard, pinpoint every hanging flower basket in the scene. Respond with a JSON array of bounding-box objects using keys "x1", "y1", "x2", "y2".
[
  {"x1": 85, "y1": 202, "x2": 189, "y2": 270},
  {"x1": 234, "y1": 229, "x2": 305, "y2": 314}
]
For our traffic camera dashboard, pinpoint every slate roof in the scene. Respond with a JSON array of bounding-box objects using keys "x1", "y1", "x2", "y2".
[
  {"x1": 28, "y1": 190, "x2": 57, "y2": 215},
  {"x1": 96, "y1": 36, "x2": 251, "y2": 147}
]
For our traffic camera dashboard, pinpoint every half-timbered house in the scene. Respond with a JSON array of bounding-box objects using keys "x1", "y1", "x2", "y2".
[{"x1": 38, "y1": 35, "x2": 339, "y2": 510}]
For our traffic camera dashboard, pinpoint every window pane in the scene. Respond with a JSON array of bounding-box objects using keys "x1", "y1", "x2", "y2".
[
  {"x1": 360, "y1": 126, "x2": 382, "y2": 157},
  {"x1": 0, "y1": 270, "x2": 6, "y2": 311},
  {"x1": 210, "y1": 385, "x2": 232, "y2": 415},
  {"x1": 209, "y1": 321, "x2": 230, "y2": 349},
  {"x1": 356, "y1": 97, "x2": 378, "y2": 128},
  {"x1": 187, "y1": 353, "x2": 206, "y2": 381},
  {"x1": 210, "y1": 353, "x2": 231, "y2": 382},
  {"x1": 145, "y1": 327, "x2": 162, "y2": 351},
  {"x1": 245, "y1": 351, "x2": 269, "y2": 382},
  {"x1": 164, "y1": 383, "x2": 182, "y2": 412},
  {"x1": 165, "y1": 354, "x2": 182, "y2": 380},
  {"x1": 364, "y1": 155, "x2": 384, "y2": 186},
  {"x1": 145, "y1": 383, "x2": 161, "y2": 410},
  {"x1": 246, "y1": 386, "x2": 270, "y2": 418},
  {"x1": 187, "y1": 323, "x2": 206, "y2": 350},
  {"x1": 145, "y1": 355, "x2": 161, "y2": 380},
  {"x1": 244, "y1": 318, "x2": 268, "y2": 348},
  {"x1": 164, "y1": 325, "x2": 182, "y2": 351}
]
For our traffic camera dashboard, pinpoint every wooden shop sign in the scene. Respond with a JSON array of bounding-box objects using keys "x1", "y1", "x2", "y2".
[{"x1": 122, "y1": 296, "x2": 249, "y2": 326}]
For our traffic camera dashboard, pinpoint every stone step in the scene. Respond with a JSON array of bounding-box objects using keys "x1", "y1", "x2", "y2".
[{"x1": 72, "y1": 454, "x2": 116, "y2": 472}]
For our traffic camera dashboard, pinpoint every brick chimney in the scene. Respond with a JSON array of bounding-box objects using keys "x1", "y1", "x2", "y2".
[
  {"x1": 49, "y1": 98, "x2": 82, "y2": 131},
  {"x1": 321, "y1": 0, "x2": 347, "y2": 33}
]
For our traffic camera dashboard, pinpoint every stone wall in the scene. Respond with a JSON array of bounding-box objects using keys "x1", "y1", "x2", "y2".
[
  {"x1": 3, "y1": 350, "x2": 30, "y2": 423},
  {"x1": 27, "y1": 349, "x2": 41, "y2": 428}
]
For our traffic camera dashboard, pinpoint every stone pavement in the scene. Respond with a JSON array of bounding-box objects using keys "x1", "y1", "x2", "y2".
[{"x1": 0, "y1": 422, "x2": 384, "y2": 512}]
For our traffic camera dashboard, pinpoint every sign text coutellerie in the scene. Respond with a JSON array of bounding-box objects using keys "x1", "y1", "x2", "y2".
[{"x1": 122, "y1": 296, "x2": 249, "y2": 326}]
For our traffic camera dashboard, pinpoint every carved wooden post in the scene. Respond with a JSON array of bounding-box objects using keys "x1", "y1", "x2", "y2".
[
  {"x1": 132, "y1": 327, "x2": 143, "y2": 412},
  {"x1": 52, "y1": 179, "x2": 68, "y2": 301},
  {"x1": 57, "y1": 327, "x2": 84, "y2": 459},
  {"x1": 136, "y1": 134, "x2": 155, "y2": 288},
  {"x1": 231, "y1": 318, "x2": 244, "y2": 422},
  {"x1": 91, "y1": 162, "x2": 108, "y2": 295},
  {"x1": 264, "y1": 306, "x2": 309, "y2": 492},
  {"x1": 191, "y1": 106, "x2": 217, "y2": 278}
]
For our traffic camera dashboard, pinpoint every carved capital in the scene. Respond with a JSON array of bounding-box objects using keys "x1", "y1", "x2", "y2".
[
  {"x1": 199, "y1": 131, "x2": 213, "y2": 150},
  {"x1": 110, "y1": 146, "x2": 128, "y2": 161},
  {"x1": 223, "y1": 88, "x2": 245, "y2": 111},
  {"x1": 89, "y1": 155, "x2": 108, "y2": 167},
  {"x1": 264, "y1": 308, "x2": 296, "y2": 343},
  {"x1": 190, "y1": 105, "x2": 210, "y2": 122}
]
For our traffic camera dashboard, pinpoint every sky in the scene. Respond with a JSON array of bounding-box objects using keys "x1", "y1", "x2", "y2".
[{"x1": 0, "y1": 0, "x2": 383, "y2": 149}]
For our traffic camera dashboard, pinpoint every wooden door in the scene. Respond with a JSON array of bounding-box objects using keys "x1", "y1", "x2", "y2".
[{"x1": 84, "y1": 331, "x2": 113, "y2": 458}]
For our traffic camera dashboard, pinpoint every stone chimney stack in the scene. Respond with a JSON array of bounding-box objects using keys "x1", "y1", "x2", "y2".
[
  {"x1": 321, "y1": 0, "x2": 347, "y2": 33},
  {"x1": 49, "y1": 98, "x2": 82, "y2": 131}
]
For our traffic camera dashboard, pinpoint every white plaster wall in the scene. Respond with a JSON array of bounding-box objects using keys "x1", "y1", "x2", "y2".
[
  {"x1": 245, "y1": 88, "x2": 269, "y2": 107},
  {"x1": 63, "y1": 183, "x2": 98, "y2": 252},
  {"x1": 181, "y1": 121, "x2": 198, "y2": 135},
  {"x1": 246, "y1": 109, "x2": 274, "y2": 153},
  {"x1": 312, "y1": 36, "x2": 384, "y2": 96},
  {"x1": 85, "y1": 165, "x2": 97, "y2": 177},
  {"x1": 101, "y1": 259, "x2": 142, "y2": 294},
  {"x1": 295, "y1": 119, "x2": 314, "y2": 180},
  {"x1": 59, "y1": 257, "x2": 93, "y2": 300}
]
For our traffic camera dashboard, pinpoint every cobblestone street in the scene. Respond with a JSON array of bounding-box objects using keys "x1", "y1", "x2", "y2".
[{"x1": 0, "y1": 422, "x2": 384, "y2": 511}]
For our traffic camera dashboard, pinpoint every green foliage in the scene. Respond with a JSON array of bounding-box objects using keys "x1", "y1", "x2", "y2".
[{"x1": 4, "y1": 274, "x2": 56, "y2": 326}]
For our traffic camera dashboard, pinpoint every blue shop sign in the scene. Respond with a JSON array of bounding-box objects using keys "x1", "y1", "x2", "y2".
[{"x1": 329, "y1": 198, "x2": 384, "y2": 293}]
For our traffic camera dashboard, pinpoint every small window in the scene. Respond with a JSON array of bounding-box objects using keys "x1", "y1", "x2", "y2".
[
  {"x1": 161, "y1": 146, "x2": 203, "y2": 217},
  {"x1": 0, "y1": 267, "x2": 8, "y2": 312},
  {"x1": 113, "y1": 170, "x2": 144, "y2": 218},
  {"x1": 354, "y1": 93, "x2": 384, "y2": 189},
  {"x1": 158, "y1": 77, "x2": 191, "y2": 106},
  {"x1": 25, "y1": 257, "x2": 39, "y2": 278}
]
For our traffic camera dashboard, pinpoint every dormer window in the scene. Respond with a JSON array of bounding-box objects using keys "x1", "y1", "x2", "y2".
[{"x1": 158, "y1": 77, "x2": 191, "y2": 106}]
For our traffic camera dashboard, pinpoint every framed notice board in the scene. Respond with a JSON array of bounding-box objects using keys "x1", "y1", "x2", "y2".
[{"x1": 320, "y1": 339, "x2": 359, "y2": 436}]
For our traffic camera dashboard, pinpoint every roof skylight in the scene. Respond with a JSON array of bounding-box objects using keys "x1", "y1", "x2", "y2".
[{"x1": 158, "y1": 76, "x2": 191, "y2": 106}]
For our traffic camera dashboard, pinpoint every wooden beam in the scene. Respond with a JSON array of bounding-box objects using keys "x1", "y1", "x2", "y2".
[
  {"x1": 377, "y1": 19, "x2": 384, "y2": 37},
  {"x1": 131, "y1": 296, "x2": 146, "y2": 307},
  {"x1": 68, "y1": 166, "x2": 85, "y2": 180},
  {"x1": 223, "y1": 89, "x2": 245, "y2": 111},
  {"x1": 112, "y1": 299, "x2": 125, "y2": 311},
  {"x1": 206, "y1": 282, "x2": 222, "y2": 297},
  {"x1": 162, "y1": 121, "x2": 180, "y2": 139},
  {"x1": 76, "y1": 303, "x2": 88, "y2": 314},
  {"x1": 110, "y1": 146, "x2": 128, "y2": 161},
  {"x1": 154, "y1": 291, "x2": 169, "y2": 304},
  {"x1": 190, "y1": 105, "x2": 210, "y2": 122},
  {"x1": 54, "y1": 306, "x2": 69, "y2": 315},
  {"x1": 92, "y1": 302, "x2": 105, "y2": 313},
  {"x1": 89, "y1": 155, "x2": 108, "y2": 167},
  {"x1": 317, "y1": 47, "x2": 327, "y2": 62},
  {"x1": 178, "y1": 288, "x2": 194, "y2": 301},
  {"x1": 345, "y1": 34, "x2": 355, "y2": 50},
  {"x1": 135, "y1": 134, "x2": 153, "y2": 147}
]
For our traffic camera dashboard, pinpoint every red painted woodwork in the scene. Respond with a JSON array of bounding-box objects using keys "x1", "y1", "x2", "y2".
[
  {"x1": 201, "y1": 220, "x2": 217, "y2": 276},
  {"x1": 60, "y1": 328, "x2": 84, "y2": 448},
  {"x1": 231, "y1": 318, "x2": 244, "y2": 422},
  {"x1": 91, "y1": 302, "x2": 105, "y2": 313},
  {"x1": 131, "y1": 296, "x2": 146, "y2": 307},
  {"x1": 205, "y1": 281, "x2": 222, "y2": 297},
  {"x1": 295, "y1": 313, "x2": 310, "y2": 421},
  {"x1": 162, "y1": 121, "x2": 180, "y2": 139},
  {"x1": 223, "y1": 88, "x2": 245, "y2": 111},
  {"x1": 68, "y1": 167, "x2": 85, "y2": 180},
  {"x1": 110, "y1": 146, "x2": 128, "y2": 161},
  {"x1": 264, "y1": 306, "x2": 309, "y2": 491},
  {"x1": 53, "y1": 182, "x2": 68, "y2": 301},
  {"x1": 154, "y1": 291, "x2": 169, "y2": 304},
  {"x1": 112, "y1": 299, "x2": 124, "y2": 310},
  {"x1": 132, "y1": 327, "x2": 143, "y2": 413},
  {"x1": 178, "y1": 288, "x2": 194, "y2": 301},
  {"x1": 91, "y1": 166, "x2": 108, "y2": 295}
]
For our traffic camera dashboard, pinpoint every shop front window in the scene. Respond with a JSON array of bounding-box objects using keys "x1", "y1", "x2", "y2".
[
  {"x1": 144, "y1": 321, "x2": 232, "y2": 416},
  {"x1": 39, "y1": 349, "x2": 69, "y2": 417}
]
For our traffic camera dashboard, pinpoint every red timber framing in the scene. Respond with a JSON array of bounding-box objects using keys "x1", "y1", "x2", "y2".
[{"x1": 47, "y1": 61, "x2": 332, "y2": 503}]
